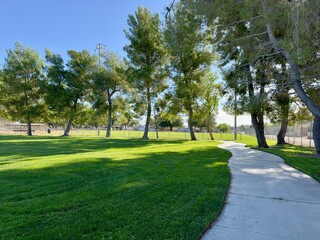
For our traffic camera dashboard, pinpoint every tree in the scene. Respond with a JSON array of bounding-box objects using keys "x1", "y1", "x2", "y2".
[
  {"x1": 91, "y1": 52, "x2": 127, "y2": 138},
  {"x1": 124, "y1": 7, "x2": 168, "y2": 139},
  {"x1": 217, "y1": 123, "x2": 230, "y2": 133},
  {"x1": 164, "y1": 1, "x2": 214, "y2": 140},
  {"x1": 195, "y1": 72, "x2": 221, "y2": 140},
  {"x1": 185, "y1": 0, "x2": 284, "y2": 147},
  {"x1": 261, "y1": 0, "x2": 320, "y2": 155},
  {"x1": 190, "y1": 0, "x2": 320, "y2": 154},
  {"x1": 1, "y1": 43, "x2": 45, "y2": 135},
  {"x1": 266, "y1": 61, "x2": 292, "y2": 145},
  {"x1": 45, "y1": 50, "x2": 97, "y2": 136},
  {"x1": 152, "y1": 93, "x2": 176, "y2": 138},
  {"x1": 159, "y1": 115, "x2": 183, "y2": 132}
]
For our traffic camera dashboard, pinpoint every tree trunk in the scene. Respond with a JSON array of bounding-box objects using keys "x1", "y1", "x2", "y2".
[
  {"x1": 170, "y1": 125, "x2": 173, "y2": 132},
  {"x1": 64, "y1": 119, "x2": 72, "y2": 136},
  {"x1": 188, "y1": 108, "x2": 197, "y2": 141},
  {"x1": 277, "y1": 100, "x2": 289, "y2": 145},
  {"x1": 313, "y1": 115, "x2": 320, "y2": 156},
  {"x1": 245, "y1": 63, "x2": 269, "y2": 148},
  {"x1": 64, "y1": 99, "x2": 78, "y2": 136},
  {"x1": 142, "y1": 88, "x2": 151, "y2": 139},
  {"x1": 155, "y1": 125, "x2": 159, "y2": 139},
  {"x1": 27, "y1": 121, "x2": 32, "y2": 136},
  {"x1": 106, "y1": 97, "x2": 112, "y2": 138},
  {"x1": 208, "y1": 125, "x2": 214, "y2": 140},
  {"x1": 277, "y1": 117, "x2": 289, "y2": 145},
  {"x1": 251, "y1": 113, "x2": 269, "y2": 148},
  {"x1": 262, "y1": 1, "x2": 320, "y2": 152}
]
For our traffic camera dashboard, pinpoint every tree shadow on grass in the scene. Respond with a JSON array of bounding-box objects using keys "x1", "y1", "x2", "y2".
[{"x1": 0, "y1": 146, "x2": 230, "y2": 240}]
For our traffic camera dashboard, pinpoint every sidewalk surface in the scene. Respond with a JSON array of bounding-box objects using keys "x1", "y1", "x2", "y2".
[{"x1": 201, "y1": 141, "x2": 320, "y2": 240}]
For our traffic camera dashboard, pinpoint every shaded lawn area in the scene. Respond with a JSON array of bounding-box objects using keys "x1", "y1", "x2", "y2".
[
  {"x1": 236, "y1": 135, "x2": 320, "y2": 182},
  {"x1": 0, "y1": 135, "x2": 231, "y2": 240}
]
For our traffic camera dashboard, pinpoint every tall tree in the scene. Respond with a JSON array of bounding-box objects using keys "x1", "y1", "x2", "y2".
[
  {"x1": 195, "y1": 72, "x2": 221, "y2": 140},
  {"x1": 164, "y1": 2, "x2": 214, "y2": 140},
  {"x1": 45, "y1": 50, "x2": 97, "y2": 136},
  {"x1": 261, "y1": 0, "x2": 320, "y2": 155},
  {"x1": 91, "y1": 52, "x2": 127, "y2": 138},
  {"x1": 1, "y1": 43, "x2": 45, "y2": 135},
  {"x1": 184, "y1": 0, "x2": 284, "y2": 147},
  {"x1": 190, "y1": 0, "x2": 320, "y2": 153},
  {"x1": 124, "y1": 7, "x2": 168, "y2": 139}
]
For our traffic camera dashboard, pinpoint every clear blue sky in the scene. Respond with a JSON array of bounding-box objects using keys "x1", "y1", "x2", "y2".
[{"x1": 0, "y1": 0, "x2": 173, "y2": 62}]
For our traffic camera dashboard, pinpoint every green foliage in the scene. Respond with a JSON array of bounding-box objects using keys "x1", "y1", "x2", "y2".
[
  {"x1": 0, "y1": 135, "x2": 230, "y2": 239},
  {"x1": 289, "y1": 105, "x2": 313, "y2": 125},
  {"x1": 217, "y1": 123, "x2": 231, "y2": 133},
  {"x1": 91, "y1": 51, "x2": 127, "y2": 106},
  {"x1": 44, "y1": 49, "x2": 97, "y2": 131},
  {"x1": 164, "y1": 2, "x2": 215, "y2": 139},
  {"x1": 1, "y1": 43, "x2": 45, "y2": 124},
  {"x1": 90, "y1": 51, "x2": 128, "y2": 137},
  {"x1": 124, "y1": 7, "x2": 168, "y2": 138},
  {"x1": 159, "y1": 116, "x2": 183, "y2": 130},
  {"x1": 111, "y1": 96, "x2": 139, "y2": 128},
  {"x1": 221, "y1": 67, "x2": 249, "y2": 117},
  {"x1": 195, "y1": 72, "x2": 222, "y2": 130},
  {"x1": 152, "y1": 93, "x2": 180, "y2": 132}
]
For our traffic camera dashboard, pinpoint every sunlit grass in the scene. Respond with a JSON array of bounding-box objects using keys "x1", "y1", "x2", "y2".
[
  {"x1": 39, "y1": 129, "x2": 243, "y2": 141},
  {"x1": 235, "y1": 134, "x2": 277, "y2": 146},
  {"x1": 235, "y1": 134, "x2": 319, "y2": 181},
  {"x1": 258, "y1": 145, "x2": 319, "y2": 181},
  {"x1": 0, "y1": 135, "x2": 231, "y2": 240}
]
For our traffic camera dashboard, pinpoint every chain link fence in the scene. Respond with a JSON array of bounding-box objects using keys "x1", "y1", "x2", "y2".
[
  {"x1": 0, "y1": 124, "x2": 241, "y2": 141},
  {"x1": 245, "y1": 121, "x2": 315, "y2": 148}
]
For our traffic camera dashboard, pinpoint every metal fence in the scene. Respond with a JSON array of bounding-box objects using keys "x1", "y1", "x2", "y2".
[
  {"x1": 245, "y1": 121, "x2": 315, "y2": 148},
  {"x1": 0, "y1": 127, "x2": 243, "y2": 141}
]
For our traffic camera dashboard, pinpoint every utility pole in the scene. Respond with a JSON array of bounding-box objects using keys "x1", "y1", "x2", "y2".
[
  {"x1": 234, "y1": 78, "x2": 238, "y2": 140},
  {"x1": 95, "y1": 43, "x2": 106, "y2": 65},
  {"x1": 94, "y1": 43, "x2": 106, "y2": 137}
]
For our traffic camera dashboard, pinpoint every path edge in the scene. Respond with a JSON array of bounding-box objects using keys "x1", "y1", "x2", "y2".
[{"x1": 196, "y1": 141, "x2": 233, "y2": 240}]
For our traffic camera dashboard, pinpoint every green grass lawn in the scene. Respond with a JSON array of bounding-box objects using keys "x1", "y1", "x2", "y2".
[
  {"x1": 257, "y1": 145, "x2": 320, "y2": 181},
  {"x1": 42, "y1": 129, "x2": 239, "y2": 141},
  {"x1": 0, "y1": 135, "x2": 231, "y2": 240},
  {"x1": 236, "y1": 134, "x2": 320, "y2": 181}
]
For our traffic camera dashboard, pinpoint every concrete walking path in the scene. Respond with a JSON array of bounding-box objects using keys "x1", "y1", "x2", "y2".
[{"x1": 201, "y1": 141, "x2": 320, "y2": 240}]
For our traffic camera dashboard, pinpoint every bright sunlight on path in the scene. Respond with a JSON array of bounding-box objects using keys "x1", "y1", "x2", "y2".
[{"x1": 201, "y1": 141, "x2": 320, "y2": 240}]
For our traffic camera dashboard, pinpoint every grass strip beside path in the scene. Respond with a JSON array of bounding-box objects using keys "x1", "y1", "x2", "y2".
[
  {"x1": 236, "y1": 135, "x2": 320, "y2": 182},
  {"x1": 0, "y1": 135, "x2": 231, "y2": 240}
]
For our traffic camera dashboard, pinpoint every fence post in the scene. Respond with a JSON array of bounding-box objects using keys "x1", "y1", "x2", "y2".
[
  {"x1": 310, "y1": 121, "x2": 312, "y2": 147},
  {"x1": 300, "y1": 121, "x2": 303, "y2": 146},
  {"x1": 293, "y1": 125, "x2": 295, "y2": 144}
]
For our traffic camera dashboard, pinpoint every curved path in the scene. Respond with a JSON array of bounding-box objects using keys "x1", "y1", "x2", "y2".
[{"x1": 201, "y1": 141, "x2": 320, "y2": 240}]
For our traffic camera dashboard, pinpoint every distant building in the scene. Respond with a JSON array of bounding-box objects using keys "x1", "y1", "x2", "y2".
[{"x1": 176, "y1": 127, "x2": 189, "y2": 132}]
